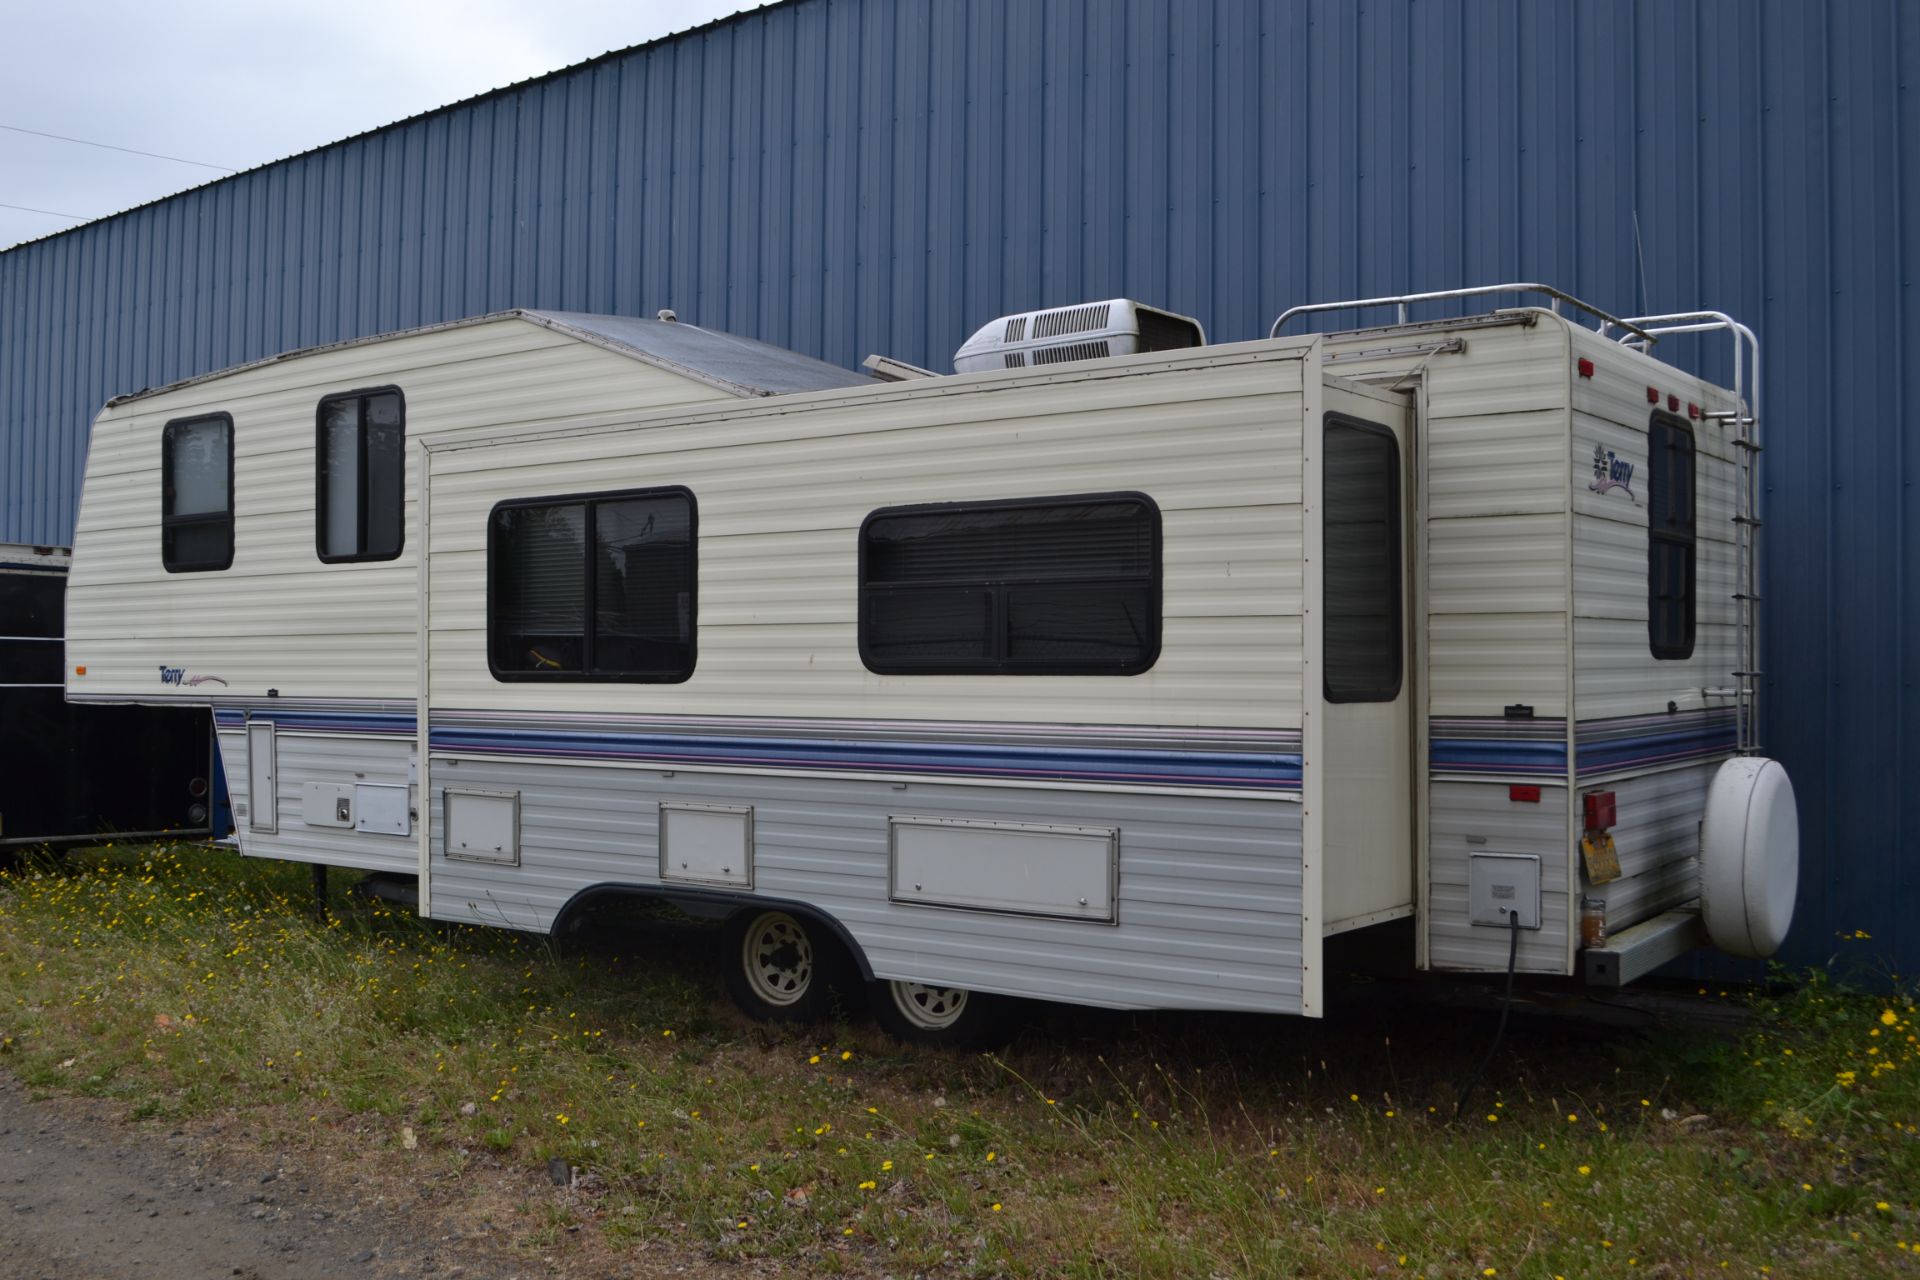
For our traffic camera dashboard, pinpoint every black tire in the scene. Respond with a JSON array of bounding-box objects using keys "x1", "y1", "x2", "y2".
[
  {"x1": 721, "y1": 909, "x2": 844, "y2": 1023},
  {"x1": 868, "y1": 978, "x2": 1012, "y2": 1048}
]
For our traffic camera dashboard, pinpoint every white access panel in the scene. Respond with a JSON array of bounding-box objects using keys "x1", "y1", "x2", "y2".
[
  {"x1": 889, "y1": 816, "x2": 1117, "y2": 923},
  {"x1": 355, "y1": 784, "x2": 411, "y2": 836},
  {"x1": 658, "y1": 802, "x2": 753, "y2": 888},
  {"x1": 301, "y1": 781, "x2": 354, "y2": 828},
  {"x1": 247, "y1": 722, "x2": 277, "y2": 834},
  {"x1": 1468, "y1": 852, "x2": 1542, "y2": 930},
  {"x1": 443, "y1": 788, "x2": 519, "y2": 864}
]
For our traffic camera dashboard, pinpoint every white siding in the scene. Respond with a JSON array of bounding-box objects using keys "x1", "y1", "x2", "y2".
[
  {"x1": 220, "y1": 725, "x2": 418, "y2": 874},
  {"x1": 425, "y1": 347, "x2": 1310, "y2": 730},
  {"x1": 1427, "y1": 780, "x2": 1572, "y2": 974},
  {"x1": 1568, "y1": 333, "x2": 1745, "y2": 719},
  {"x1": 1565, "y1": 330, "x2": 1742, "y2": 930},
  {"x1": 426, "y1": 758, "x2": 1307, "y2": 1013},
  {"x1": 66, "y1": 317, "x2": 735, "y2": 703},
  {"x1": 1582, "y1": 763, "x2": 1712, "y2": 931}
]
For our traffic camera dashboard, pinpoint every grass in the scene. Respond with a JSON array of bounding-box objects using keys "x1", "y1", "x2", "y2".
[{"x1": 0, "y1": 839, "x2": 1915, "y2": 1278}]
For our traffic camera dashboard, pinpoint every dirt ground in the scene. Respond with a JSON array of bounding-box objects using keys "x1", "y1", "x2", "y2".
[{"x1": 0, "y1": 1071, "x2": 534, "y2": 1280}]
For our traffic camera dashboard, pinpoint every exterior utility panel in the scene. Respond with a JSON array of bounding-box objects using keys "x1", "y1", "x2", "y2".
[{"x1": 65, "y1": 296, "x2": 1785, "y2": 1026}]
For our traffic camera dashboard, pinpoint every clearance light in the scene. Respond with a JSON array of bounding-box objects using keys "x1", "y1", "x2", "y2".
[
  {"x1": 1509, "y1": 784, "x2": 1542, "y2": 803},
  {"x1": 1688, "y1": 402, "x2": 1701, "y2": 420},
  {"x1": 1646, "y1": 386, "x2": 1660, "y2": 404},
  {"x1": 73, "y1": 665, "x2": 86, "y2": 676},
  {"x1": 1577, "y1": 358, "x2": 1595, "y2": 378},
  {"x1": 1667, "y1": 393, "x2": 1680, "y2": 412}
]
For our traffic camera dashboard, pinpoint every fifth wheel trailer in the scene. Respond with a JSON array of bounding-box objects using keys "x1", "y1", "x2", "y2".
[{"x1": 64, "y1": 285, "x2": 1798, "y2": 1042}]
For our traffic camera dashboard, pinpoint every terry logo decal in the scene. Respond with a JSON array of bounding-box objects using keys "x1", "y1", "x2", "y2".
[
  {"x1": 159, "y1": 665, "x2": 228, "y2": 687},
  {"x1": 1588, "y1": 444, "x2": 1635, "y2": 498}
]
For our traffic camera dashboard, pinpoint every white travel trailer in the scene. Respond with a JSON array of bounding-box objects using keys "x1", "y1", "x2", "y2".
[{"x1": 66, "y1": 285, "x2": 1799, "y2": 1042}]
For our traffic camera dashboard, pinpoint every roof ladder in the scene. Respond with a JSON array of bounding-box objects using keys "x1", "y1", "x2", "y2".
[{"x1": 1608, "y1": 312, "x2": 1763, "y2": 755}]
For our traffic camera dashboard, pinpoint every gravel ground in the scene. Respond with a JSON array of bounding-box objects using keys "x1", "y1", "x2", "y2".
[{"x1": 0, "y1": 1072, "x2": 519, "y2": 1280}]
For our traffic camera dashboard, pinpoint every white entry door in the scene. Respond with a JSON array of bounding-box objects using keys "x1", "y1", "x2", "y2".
[{"x1": 1317, "y1": 392, "x2": 1413, "y2": 930}]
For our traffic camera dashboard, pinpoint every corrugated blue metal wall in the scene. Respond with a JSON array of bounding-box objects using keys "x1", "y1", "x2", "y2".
[{"x1": 2, "y1": 0, "x2": 1914, "y2": 974}]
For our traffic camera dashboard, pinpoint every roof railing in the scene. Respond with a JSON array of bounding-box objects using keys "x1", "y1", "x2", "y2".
[{"x1": 1269, "y1": 283, "x2": 1655, "y2": 343}]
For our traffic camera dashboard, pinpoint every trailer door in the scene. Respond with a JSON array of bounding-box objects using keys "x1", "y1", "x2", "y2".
[{"x1": 1315, "y1": 395, "x2": 1414, "y2": 932}]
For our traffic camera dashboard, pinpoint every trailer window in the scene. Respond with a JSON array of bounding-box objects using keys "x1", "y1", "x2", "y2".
[
  {"x1": 1322, "y1": 415, "x2": 1403, "y2": 702},
  {"x1": 859, "y1": 494, "x2": 1160, "y2": 675},
  {"x1": 489, "y1": 487, "x2": 695, "y2": 681},
  {"x1": 1648, "y1": 413, "x2": 1696, "y2": 659},
  {"x1": 317, "y1": 388, "x2": 404, "y2": 562},
  {"x1": 161, "y1": 413, "x2": 234, "y2": 572}
]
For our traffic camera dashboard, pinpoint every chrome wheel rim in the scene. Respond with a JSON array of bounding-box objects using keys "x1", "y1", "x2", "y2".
[
  {"x1": 741, "y1": 913, "x2": 813, "y2": 1007},
  {"x1": 888, "y1": 980, "x2": 969, "y2": 1030}
]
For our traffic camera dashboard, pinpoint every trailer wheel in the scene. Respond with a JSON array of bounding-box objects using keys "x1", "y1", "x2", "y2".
[
  {"x1": 870, "y1": 979, "x2": 1010, "y2": 1048},
  {"x1": 723, "y1": 909, "x2": 842, "y2": 1023}
]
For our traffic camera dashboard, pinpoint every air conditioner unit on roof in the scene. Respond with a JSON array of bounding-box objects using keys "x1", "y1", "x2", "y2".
[{"x1": 953, "y1": 298, "x2": 1205, "y2": 374}]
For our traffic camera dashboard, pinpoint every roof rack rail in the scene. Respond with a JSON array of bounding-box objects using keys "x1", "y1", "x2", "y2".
[{"x1": 1269, "y1": 283, "x2": 1654, "y2": 342}]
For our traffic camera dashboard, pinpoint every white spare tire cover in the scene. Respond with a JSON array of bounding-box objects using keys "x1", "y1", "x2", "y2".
[{"x1": 1700, "y1": 757, "x2": 1799, "y2": 958}]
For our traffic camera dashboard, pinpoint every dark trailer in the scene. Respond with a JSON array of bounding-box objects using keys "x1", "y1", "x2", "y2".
[{"x1": 1, "y1": 550, "x2": 216, "y2": 849}]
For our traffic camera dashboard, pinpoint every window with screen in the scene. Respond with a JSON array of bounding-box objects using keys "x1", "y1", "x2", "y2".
[
  {"x1": 317, "y1": 388, "x2": 405, "y2": 561},
  {"x1": 1322, "y1": 415, "x2": 1403, "y2": 702},
  {"x1": 1648, "y1": 413, "x2": 1697, "y2": 660},
  {"x1": 161, "y1": 413, "x2": 234, "y2": 572},
  {"x1": 489, "y1": 487, "x2": 695, "y2": 681},
  {"x1": 859, "y1": 494, "x2": 1160, "y2": 675}
]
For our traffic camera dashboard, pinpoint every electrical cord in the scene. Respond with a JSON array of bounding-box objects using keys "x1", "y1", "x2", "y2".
[{"x1": 1452, "y1": 911, "x2": 1522, "y2": 1122}]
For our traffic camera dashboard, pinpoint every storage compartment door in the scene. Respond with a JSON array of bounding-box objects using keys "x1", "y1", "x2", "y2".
[{"x1": 246, "y1": 721, "x2": 278, "y2": 834}]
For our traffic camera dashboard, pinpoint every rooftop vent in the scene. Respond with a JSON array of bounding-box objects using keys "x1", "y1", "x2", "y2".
[{"x1": 953, "y1": 299, "x2": 1204, "y2": 374}]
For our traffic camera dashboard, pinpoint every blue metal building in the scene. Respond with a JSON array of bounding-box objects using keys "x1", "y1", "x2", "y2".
[{"x1": 1, "y1": 0, "x2": 1913, "y2": 975}]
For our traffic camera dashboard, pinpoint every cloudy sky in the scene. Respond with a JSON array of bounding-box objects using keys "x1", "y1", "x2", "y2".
[{"x1": 0, "y1": 0, "x2": 772, "y2": 249}]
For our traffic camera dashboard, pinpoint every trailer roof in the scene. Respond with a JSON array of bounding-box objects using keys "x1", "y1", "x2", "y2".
[
  {"x1": 105, "y1": 308, "x2": 871, "y2": 408},
  {"x1": 525, "y1": 311, "x2": 872, "y2": 396}
]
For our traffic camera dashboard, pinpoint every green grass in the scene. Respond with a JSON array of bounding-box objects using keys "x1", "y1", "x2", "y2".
[{"x1": 1, "y1": 840, "x2": 1916, "y2": 1277}]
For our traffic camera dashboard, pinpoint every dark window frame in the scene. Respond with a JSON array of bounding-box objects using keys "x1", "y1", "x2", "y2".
[
  {"x1": 161, "y1": 412, "x2": 235, "y2": 573},
  {"x1": 1321, "y1": 412, "x2": 1405, "y2": 704},
  {"x1": 315, "y1": 385, "x2": 406, "y2": 564},
  {"x1": 857, "y1": 491, "x2": 1162, "y2": 676},
  {"x1": 1647, "y1": 411, "x2": 1697, "y2": 660},
  {"x1": 486, "y1": 485, "x2": 697, "y2": 684}
]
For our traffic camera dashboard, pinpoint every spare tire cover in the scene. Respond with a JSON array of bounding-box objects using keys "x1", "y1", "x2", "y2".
[{"x1": 1699, "y1": 757, "x2": 1799, "y2": 958}]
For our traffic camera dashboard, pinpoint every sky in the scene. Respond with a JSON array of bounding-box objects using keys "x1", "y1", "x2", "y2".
[{"x1": 0, "y1": 0, "x2": 773, "y2": 250}]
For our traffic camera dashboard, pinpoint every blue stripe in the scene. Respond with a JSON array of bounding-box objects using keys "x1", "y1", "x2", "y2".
[
  {"x1": 428, "y1": 725, "x2": 1300, "y2": 790},
  {"x1": 1429, "y1": 737, "x2": 1568, "y2": 776},
  {"x1": 1433, "y1": 713, "x2": 1739, "y2": 777},
  {"x1": 215, "y1": 709, "x2": 415, "y2": 735},
  {"x1": 1576, "y1": 720, "x2": 1737, "y2": 773}
]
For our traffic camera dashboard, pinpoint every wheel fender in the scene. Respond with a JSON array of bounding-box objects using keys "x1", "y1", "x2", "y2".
[{"x1": 549, "y1": 882, "x2": 875, "y2": 980}]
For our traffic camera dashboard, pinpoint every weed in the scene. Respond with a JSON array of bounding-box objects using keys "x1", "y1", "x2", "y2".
[{"x1": 0, "y1": 841, "x2": 1915, "y2": 1278}]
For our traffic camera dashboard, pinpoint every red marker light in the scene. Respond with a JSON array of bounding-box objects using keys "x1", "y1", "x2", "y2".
[
  {"x1": 1583, "y1": 790, "x2": 1617, "y2": 832},
  {"x1": 1577, "y1": 358, "x2": 1595, "y2": 379},
  {"x1": 1509, "y1": 784, "x2": 1542, "y2": 803},
  {"x1": 1667, "y1": 394, "x2": 1680, "y2": 412},
  {"x1": 1688, "y1": 402, "x2": 1701, "y2": 419},
  {"x1": 1646, "y1": 386, "x2": 1660, "y2": 404}
]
